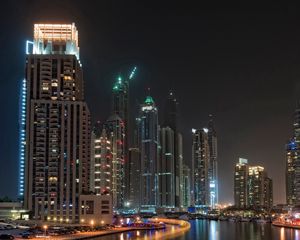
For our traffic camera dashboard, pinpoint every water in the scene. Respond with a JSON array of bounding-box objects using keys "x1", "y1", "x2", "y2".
[{"x1": 91, "y1": 220, "x2": 300, "y2": 240}]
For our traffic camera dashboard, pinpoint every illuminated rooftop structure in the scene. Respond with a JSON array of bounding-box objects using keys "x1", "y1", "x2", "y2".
[
  {"x1": 144, "y1": 96, "x2": 154, "y2": 105},
  {"x1": 142, "y1": 96, "x2": 157, "y2": 112},
  {"x1": 238, "y1": 158, "x2": 248, "y2": 165},
  {"x1": 30, "y1": 23, "x2": 80, "y2": 59},
  {"x1": 248, "y1": 166, "x2": 264, "y2": 175}
]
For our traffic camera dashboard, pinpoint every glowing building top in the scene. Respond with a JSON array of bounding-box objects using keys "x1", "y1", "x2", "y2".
[{"x1": 29, "y1": 23, "x2": 80, "y2": 59}]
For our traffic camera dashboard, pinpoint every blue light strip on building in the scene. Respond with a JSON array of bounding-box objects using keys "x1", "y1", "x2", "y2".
[{"x1": 18, "y1": 78, "x2": 26, "y2": 198}]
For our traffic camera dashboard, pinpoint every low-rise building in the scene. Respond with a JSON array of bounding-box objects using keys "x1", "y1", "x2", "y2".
[
  {"x1": 0, "y1": 202, "x2": 28, "y2": 220},
  {"x1": 79, "y1": 195, "x2": 113, "y2": 225}
]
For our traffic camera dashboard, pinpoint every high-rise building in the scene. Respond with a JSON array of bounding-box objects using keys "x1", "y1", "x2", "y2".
[
  {"x1": 128, "y1": 117, "x2": 141, "y2": 208},
  {"x1": 177, "y1": 133, "x2": 183, "y2": 208},
  {"x1": 104, "y1": 115, "x2": 125, "y2": 209},
  {"x1": 207, "y1": 115, "x2": 218, "y2": 208},
  {"x1": 158, "y1": 126, "x2": 175, "y2": 209},
  {"x1": 192, "y1": 128, "x2": 210, "y2": 207},
  {"x1": 234, "y1": 158, "x2": 273, "y2": 209},
  {"x1": 93, "y1": 129, "x2": 112, "y2": 195},
  {"x1": 286, "y1": 138, "x2": 297, "y2": 205},
  {"x1": 139, "y1": 96, "x2": 159, "y2": 211},
  {"x1": 286, "y1": 102, "x2": 300, "y2": 205},
  {"x1": 111, "y1": 67, "x2": 137, "y2": 204},
  {"x1": 24, "y1": 23, "x2": 91, "y2": 222},
  {"x1": 128, "y1": 147, "x2": 140, "y2": 208},
  {"x1": 248, "y1": 166, "x2": 273, "y2": 209},
  {"x1": 248, "y1": 166, "x2": 267, "y2": 208},
  {"x1": 181, "y1": 164, "x2": 191, "y2": 208},
  {"x1": 163, "y1": 91, "x2": 182, "y2": 208},
  {"x1": 234, "y1": 158, "x2": 249, "y2": 208},
  {"x1": 264, "y1": 177, "x2": 273, "y2": 209}
]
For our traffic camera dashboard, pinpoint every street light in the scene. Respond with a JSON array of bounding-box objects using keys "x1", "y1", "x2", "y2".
[
  {"x1": 43, "y1": 225, "x2": 48, "y2": 237},
  {"x1": 91, "y1": 220, "x2": 94, "y2": 230}
]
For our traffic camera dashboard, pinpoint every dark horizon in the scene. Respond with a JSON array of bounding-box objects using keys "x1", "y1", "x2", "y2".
[{"x1": 0, "y1": 1, "x2": 300, "y2": 204}]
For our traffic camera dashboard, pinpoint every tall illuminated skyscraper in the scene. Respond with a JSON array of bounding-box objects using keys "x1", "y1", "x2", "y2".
[
  {"x1": 181, "y1": 164, "x2": 191, "y2": 208},
  {"x1": 163, "y1": 91, "x2": 182, "y2": 208},
  {"x1": 207, "y1": 115, "x2": 218, "y2": 208},
  {"x1": 139, "y1": 96, "x2": 159, "y2": 211},
  {"x1": 92, "y1": 129, "x2": 112, "y2": 195},
  {"x1": 248, "y1": 166, "x2": 273, "y2": 209},
  {"x1": 128, "y1": 118, "x2": 141, "y2": 208},
  {"x1": 234, "y1": 158, "x2": 249, "y2": 208},
  {"x1": 111, "y1": 67, "x2": 136, "y2": 203},
  {"x1": 158, "y1": 126, "x2": 175, "y2": 209},
  {"x1": 192, "y1": 128, "x2": 210, "y2": 207},
  {"x1": 286, "y1": 102, "x2": 300, "y2": 205},
  {"x1": 286, "y1": 138, "x2": 297, "y2": 205},
  {"x1": 104, "y1": 114, "x2": 125, "y2": 209},
  {"x1": 24, "y1": 23, "x2": 91, "y2": 222},
  {"x1": 234, "y1": 159, "x2": 273, "y2": 209}
]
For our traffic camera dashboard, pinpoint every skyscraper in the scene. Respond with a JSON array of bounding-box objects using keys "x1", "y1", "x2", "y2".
[
  {"x1": 111, "y1": 67, "x2": 136, "y2": 204},
  {"x1": 286, "y1": 102, "x2": 300, "y2": 205},
  {"x1": 248, "y1": 166, "x2": 267, "y2": 208},
  {"x1": 207, "y1": 115, "x2": 218, "y2": 208},
  {"x1": 192, "y1": 128, "x2": 210, "y2": 207},
  {"x1": 163, "y1": 91, "x2": 182, "y2": 208},
  {"x1": 234, "y1": 159, "x2": 273, "y2": 209},
  {"x1": 234, "y1": 158, "x2": 249, "y2": 208},
  {"x1": 264, "y1": 177, "x2": 273, "y2": 210},
  {"x1": 158, "y1": 126, "x2": 175, "y2": 209},
  {"x1": 181, "y1": 164, "x2": 191, "y2": 208},
  {"x1": 104, "y1": 115, "x2": 125, "y2": 209},
  {"x1": 92, "y1": 129, "x2": 112, "y2": 196},
  {"x1": 248, "y1": 166, "x2": 273, "y2": 209},
  {"x1": 24, "y1": 23, "x2": 91, "y2": 222},
  {"x1": 139, "y1": 96, "x2": 159, "y2": 211},
  {"x1": 128, "y1": 147, "x2": 140, "y2": 208},
  {"x1": 286, "y1": 138, "x2": 297, "y2": 205},
  {"x1": 128, "y1": 117, "x2": 141, "y2": 208}
]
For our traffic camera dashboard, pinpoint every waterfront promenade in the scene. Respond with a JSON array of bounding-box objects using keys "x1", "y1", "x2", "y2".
[{"x1": 8, "y1": 218, "x2": 190, "y2": 240}]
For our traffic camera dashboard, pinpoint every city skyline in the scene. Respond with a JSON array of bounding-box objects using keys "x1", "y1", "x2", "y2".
[{"x1": 1, "y1": 2, "x2": 300, "y2": 205}]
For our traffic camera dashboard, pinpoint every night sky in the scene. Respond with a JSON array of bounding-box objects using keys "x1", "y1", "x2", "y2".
[{"x1": 0, "y1": 1, "x2": 299, "y2": 204}]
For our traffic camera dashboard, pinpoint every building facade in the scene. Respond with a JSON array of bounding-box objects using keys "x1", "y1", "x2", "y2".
[
  {"x1": 163, "y1": 91, "x2": 182, "y2": 208},
  {"x1": 111, "y1": 67, "x2": 137, "y2": 204},
  {"x1": 234, "y1": 158, "x2": 273, "y2": 209},
  {"x1": 234, "y1": 158, "x2": 249, "y2": 208},
  {"x1": 158, "y1": 127, "x2": 175, "y2": 209},
  {"x1": 181, "y1": 164, "x2": 191, "y2": 208},
  {"x1": 286, "y1": 138, "x2": 297, "y2": 205},
  {"x1": 207, "y1": 115, "x2": 218, "y2": 208},
  {"x1": 93, "y1": 129, "x2": 112, "y2": 195},
  {"x1": 192, "y1": 128, "x2": 210, "y2": 207},
  {"x1": 139, "y1": 96, "x2": 159, "y2": 211},
  {"x1": 104, "y1": 115, "x2": 125, "y2": 209},
  {"x1": 79, "y1": 194, "x2": 113, "y2": 225},
  {"x1": 248, "y1": 166, "x2": 267, "y2": 208},
  {"x1": 264, "y1": 177, "x2": 273, "y2": 209},
  {"x1": 286, "y1": 102, "x2": 300, "y2": 205},
  {"x1": 24, "y1": 24, "x2": 91, "y2": 223}
]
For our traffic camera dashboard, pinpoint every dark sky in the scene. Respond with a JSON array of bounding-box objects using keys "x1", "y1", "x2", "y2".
[{"x1": 0, "y1": 1, "x2": 299, "y2": 204}]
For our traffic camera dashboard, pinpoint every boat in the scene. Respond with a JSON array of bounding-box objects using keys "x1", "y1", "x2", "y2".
[
  {"x1": 240, "y1": 217, "x2": 251, "y2": 222},
  {"x1": 256, "y1": 218, "x2": 267, "y2": 223},
  {"x1": 229, "y1": 217, "x2": 237, "y2": 222},
  {"x1": 179, "y1": 214, "x2": 189, "y2": 221},
  {"x1": 218, "y1": 216, "x2": 228, "y2": 221}
]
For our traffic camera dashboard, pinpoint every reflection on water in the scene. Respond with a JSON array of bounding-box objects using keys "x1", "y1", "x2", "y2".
[{"x1": 90, "y1": 220, "x2": 300, "y2": 240}]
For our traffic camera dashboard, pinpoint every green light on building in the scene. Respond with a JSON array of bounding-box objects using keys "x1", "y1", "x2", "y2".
[{"x1": 144, "y1": 96, "x2": 154, "y2": 105}]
